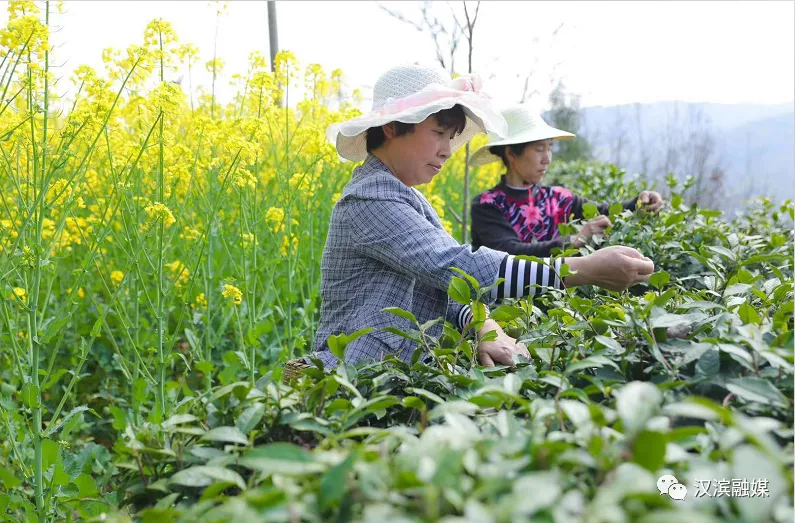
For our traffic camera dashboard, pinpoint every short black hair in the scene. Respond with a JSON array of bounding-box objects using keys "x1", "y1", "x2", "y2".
[
  {"x1": 489, "y1": 141, "x2": 536, "y2": 168},
  {"x1": 365, "y1": 104, "x2": 468, "y2": 153}
]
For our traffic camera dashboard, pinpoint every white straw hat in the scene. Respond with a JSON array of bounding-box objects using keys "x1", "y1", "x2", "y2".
[
  {"x1": 326, "y1": 65, "x2": 508, "y2": 162},
  {"x1": 469, "y1": 104, "x2": 575, "y2": 166}
]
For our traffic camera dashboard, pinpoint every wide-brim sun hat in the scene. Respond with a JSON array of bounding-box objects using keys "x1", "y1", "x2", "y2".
[
  {"x1": 326, "y1": 65, "x2": 508, "y2": 162},
  {"x1": 469, "y1": 104, "x2": 575, "y2": 166}
]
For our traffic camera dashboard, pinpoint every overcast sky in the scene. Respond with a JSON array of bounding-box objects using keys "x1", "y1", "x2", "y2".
[{"x1": 3, "y1": 1, "x2": 794, "y2": 110}]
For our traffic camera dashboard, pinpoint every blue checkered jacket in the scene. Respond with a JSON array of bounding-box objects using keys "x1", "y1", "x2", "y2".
[{"x1": 308, "y1": 154, "x2": 508, "y2": 369}]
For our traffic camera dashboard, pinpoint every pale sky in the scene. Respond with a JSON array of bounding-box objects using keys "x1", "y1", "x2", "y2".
[{"x1": 3, "y1": 1, "x2": 794, "y2": 110}]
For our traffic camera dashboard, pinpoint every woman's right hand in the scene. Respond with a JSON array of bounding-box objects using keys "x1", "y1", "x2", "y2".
[
  {"x1": 564, "y1": 246, "x2": 654, "y2": 291},
  {"x1": 572, "y1": 216, "x2": 612, "y2": 247},
  {"x1": 476, "y1": 319, "x2": 530, "y2": 367}
]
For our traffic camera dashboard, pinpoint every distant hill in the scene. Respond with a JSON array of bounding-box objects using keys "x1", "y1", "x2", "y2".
[{"x1": 554, "y1": 101, "x2": 794, "y2": 214}]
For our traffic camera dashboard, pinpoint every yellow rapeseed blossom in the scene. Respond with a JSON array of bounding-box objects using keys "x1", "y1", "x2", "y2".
[
  {"x1": 289, "y1": 172, "x2": 315, "y2": 198},
  {"x1": 66, "y1": 287, "x2": 85, "y2": 299},
  {"x1": 222, "y1": 284, "x2": 242, "y2": 306},
  {"x1": 110, "y1": 270, "x2": 124, "y2": 285},
  {"x1": 165, "y1": 260, "x2": 190, "y2": 286},
  {"x1": 192, "y1": 292, "x2": 207, "y2": 309},
  {"x1": 241, "y1": 232, "x2": 257, "y2": 248},
  {"x1": 11, "y1": 287, "x2": 26, "y2": 303},
  {"x1": 20, "y1": 245, "x2": 35, "y2": 268},
  {"x1": 144, "y1": 202, "x2": 176, "y2": 228},
  {"x1": 47, "y1": 178, "x2": 71, "y2": 207},
  {"x1": 265, "y1": 207, "x2": 285, "y2": 233},
  {"x1": 280, "y1": 235, "x2": 298, "y2": 257},
  {"x1": 180, "y1": 226, "x2": 201, "y2": 241},
  {"x1": 232, "y1": 170, "x2": 257, "y2": 190}
]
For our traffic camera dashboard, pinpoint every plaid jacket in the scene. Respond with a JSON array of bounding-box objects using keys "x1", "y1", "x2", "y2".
[{"x1": 308, "y1": 154, "x2": 507, "y2": 370}]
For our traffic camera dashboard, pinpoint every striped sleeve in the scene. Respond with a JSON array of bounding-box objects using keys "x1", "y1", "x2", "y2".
[
  {"x1": 454, "y1": 304, "x2": 495, "y2": 332},
  {"x1": 456, "y1": 305, "x2": 474, "y2": 331},
  {"x1": 489, "y1": 256, "x2": 564, "y2": 301}
]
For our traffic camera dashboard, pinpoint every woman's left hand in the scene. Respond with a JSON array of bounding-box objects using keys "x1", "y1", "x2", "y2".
[{"x1": 638, "y1": 191, "x2": 664, "y2": 213}]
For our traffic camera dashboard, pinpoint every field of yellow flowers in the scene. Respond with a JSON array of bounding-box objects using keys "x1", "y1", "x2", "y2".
[{"x1": 0, "y1": 3, "x2": 510, "y2": 520}]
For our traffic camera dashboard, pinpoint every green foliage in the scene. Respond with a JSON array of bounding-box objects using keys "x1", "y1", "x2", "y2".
[{"x1": 2, "y1": 162, "x2": 789, "y2": 522}]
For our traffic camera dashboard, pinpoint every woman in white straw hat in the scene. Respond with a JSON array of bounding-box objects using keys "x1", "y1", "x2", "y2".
[
  {"x1": 286, "y1": 65, "x2": 656, "y2": 378},
  {"x1": 470, "y1": 104, "x2": 664, "y2": 256}
]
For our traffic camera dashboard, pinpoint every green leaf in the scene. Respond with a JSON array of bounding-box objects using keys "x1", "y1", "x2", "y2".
[
  {"x1": 201, "y1": 426, "x2": 248, "y2": 445},
  {"x1": 512, "y1": 471, "x2": 562, "y2": 515},
  {"x1": 447, "y1": 276, "x2": 471, "y2": 305},
  {"x1": 196, "y1": 361, "x2": 215, "y2": 375},
  {"x1": 595, "y1": 335, "x2": 624, "y2": 354},
  {"x1": 327, "y1": 328, "x2": 374, "y2": 361},
  {"x1": 21, "y1": 383, "x2": 40, "y2": 409},
  {"x1": 737, "y1": 303, "x2": 761, "y2": 325},
  {"x1": 163, "y1": 414, "x2": 199, "y2": 429},
  {"x1": 170, "y1": 466, "x2": 246, "y2": 490},
  {"x1": 726, "y1": 377, "x2": 789, "y2": 408},
  {"x1": 46, "y1": 406, "x2": 94, "y2": 437},
  {"x1": 450, "y1": 267, "x2": 481, "y2": 293},
  {"x1": 236, "y1": 403, "x2": 265, "y2": 435},
  {"x1": 72, "y1": 473, "x2": 98, "y2": 497},
  {"x1": 402, "y1": 396, "x2": 426, "y2": 410},
  {"x1": 405, "y1": 387, "x2": 445, "y2": 404},
  {"x1": 582, "y1": 202, "x2": 599, "y2": 219},
  {"x1": 39, "y1": 316, "x2": 70, "y2": 345},
  {"x1": 609, "y1": 202, "x2": 624, "y2": 217},
  {"x1": 732, "y1": 445, "x2": 786, "y2": 521},
  {"x1": 649, "y1": 271, "x2": 670, "y2": 290},
  {"x1": 489, "y1": 305, "x2": 524, "y2": 322},
  {"x1": 707, "y1": 245, "x2": 736, "y2": 261},
  {"x1": 663, "y1": 399, "x2": 725, "y2": 422},
  {"x1": 89, "y1": 316, "x2": 105, "y2": 339},
  {"x1": 0, "y1": 467, "x2": 21, "y2": 489},
  {"x1": 319, "y1": 452, "x2": 357, "y2": 510},
  {"x1": 382, "y1": 327, "x2": 421, "y2": 343},
  {"x1": 650, "y1": 313, "x2": 694, "y2": 329},
  {"x1": 382, "y1": 307, "x2": 419, "y2": 324},
  {"x1": 239, "y1": 443, "x2": 324, "y2": 475},
  {"x1": 693, "y1": 348, "x2": 719, "y2": 377},
  {"x1": 109, "y1": 406, "x2": 126, "y2": 431},
  {"x1": 479, "y1": 329, "x2": 498, "y2": 343},
  {"x1": 616, "y1": 381, "x2": 662, "y2": 437},
  {"x1": 564, "y1": 355, "x2": 619, "y2": 375},
  {"x1": 723, "y1": 283, "x2": 752, "y2": 297},
  {"x1": 631, "y1": 430, "x2": 667, "y2": 472},
  {"x1": 42, "y1": 369, "x2": 68, "y2": 392}
]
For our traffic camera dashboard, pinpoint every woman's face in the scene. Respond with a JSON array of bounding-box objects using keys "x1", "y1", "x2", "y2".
[
  {"x1": 507, "y1": 139, "x2": 553, "y2": 185},
  {"x1": 383, "y1": 116, "x2": 456, "y2": 186}
]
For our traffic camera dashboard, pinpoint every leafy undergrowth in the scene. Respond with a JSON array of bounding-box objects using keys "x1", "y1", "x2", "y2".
[{"x1": 5, "y1": 188, "x2": 788, "y2": 523}]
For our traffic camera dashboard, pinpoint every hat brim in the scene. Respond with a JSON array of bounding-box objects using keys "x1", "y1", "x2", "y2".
[
  {"x1": 327, "y1": 90, "x2": 508, "y2": 162},
  {"x1": 470, "y1": 126, "x2": 576, "y2": 167}
]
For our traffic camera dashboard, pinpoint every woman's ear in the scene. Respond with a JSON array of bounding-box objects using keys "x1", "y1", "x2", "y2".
[
  {"x1": 382, "y1": 122, "x2": 397, "y2": 139},
  {"x1": 505, "y1": 146, "x2": 516, "y2": 168}
]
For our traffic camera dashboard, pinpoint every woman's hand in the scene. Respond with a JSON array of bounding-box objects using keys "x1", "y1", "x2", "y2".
[
  {"x1": 638, "y1": 191, "x2": 664, "y2": 213},
  {"x1": 564, "y1": 246, "x2": 654, "y2": 291},
  {"x1": 572, "y1": 215, "x2": 612, "y2": 247},
  {"x1": 476, "y1": 319, "x2": 530, "y2": 367}
]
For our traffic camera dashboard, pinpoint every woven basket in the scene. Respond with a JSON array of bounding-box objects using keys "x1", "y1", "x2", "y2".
[{"x1": 283, "y1": 358, "x2": 312, "y2": 384}]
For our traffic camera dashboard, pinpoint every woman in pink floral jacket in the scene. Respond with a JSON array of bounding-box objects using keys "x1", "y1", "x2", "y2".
[{"x1": 470, "y1": 105, "x2": 663, "y2": 256}]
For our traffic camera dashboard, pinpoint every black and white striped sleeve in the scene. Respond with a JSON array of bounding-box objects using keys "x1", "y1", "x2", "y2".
[
  {"x1": 489, "y1": 255, "x2": 564, "y2": 301},
  {"x1": 456, "y1": 304, "x2": 475, "y2": 331}
]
